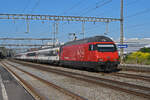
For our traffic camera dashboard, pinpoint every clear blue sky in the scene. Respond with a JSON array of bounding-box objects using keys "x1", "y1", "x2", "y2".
[{"x1": 0, "y1": 0, "x2": 150, "y2": 43}]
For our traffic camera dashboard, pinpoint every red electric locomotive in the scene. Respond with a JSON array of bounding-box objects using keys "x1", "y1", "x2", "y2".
[{"x1": 60, "y1": 36, "x2": 120, "y2": 72}]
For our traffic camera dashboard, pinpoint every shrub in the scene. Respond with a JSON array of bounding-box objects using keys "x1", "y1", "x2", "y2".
[{"x1": 125, "y1": 51, "x2": 150, "y2": 65}]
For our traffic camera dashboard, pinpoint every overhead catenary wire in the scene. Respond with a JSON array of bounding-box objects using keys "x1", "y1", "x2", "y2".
[
  {"x1": 30, "y1": 0, "x2": 41, "y2": 13},
  {"x1": 108, "y1": 22, "x2": 150, "y2": 36},
  {"x1": 15, "y1": 0, "x2": 31, "y2": 33},
  {"x1": 25, "y1": 0, "x2": 41, "y2": 33},
  {"x1": 96, "y1": 0, "x2": 140, "y2": 17},
  {"x1": 22, "y1": 0, "x2": 31, "y2": 13},
  {"x1": 125, "y1": 8, "x2": 150, "y2": 18},
  {"x1": 74, "y1": 0, "x2": 103, "y2": 15},
  {"x1": 79, "y1": 0, "x2": 112, "y2": 16},
  {"x1": 61, "y1": 0, "x2": 112, "y2": 38},
  {"x1": 59, "y1": 0, "x2": 86, "y2": 32},
  {"x1": 85, "y1": 20, "x2": 150, "y2": 37},
  {"x1": 59, "y1": 0, "x2": 90, "y2": 36},
  {"x1": 125, "y1": 23, "x2": 150, "y2": 29},
  {"x1": 83, "y1": 23, "x2": 105, "y2": 33},
  {"x1": 125, "y1": 0, "x2": 140, "y2": 6},
  {"x1": 60, "y1": 0, "x2": 85, "y2": 15}
]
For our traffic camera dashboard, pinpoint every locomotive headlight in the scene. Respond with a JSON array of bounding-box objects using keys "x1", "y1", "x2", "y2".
[{"x1": 99, "y1": 58, "x2": 103, "y2": 62}]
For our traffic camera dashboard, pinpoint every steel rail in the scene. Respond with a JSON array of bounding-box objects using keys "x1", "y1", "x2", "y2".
[
  {"x1": 121, "y1": 68, "x2": 150, "y2": 73},
  {"x1": 111, "y1": 73, "x2": 150, "y2": 82},
  {"x1": 3, "y1": 61, "x2": 87, "y2": 100},
  {"x1": 119, "y1": 65, "x2": 150, "y2": 73},
  {"x1": 0, "y1": 62, "x2": 46, "y2": 100},
  {"x1": 9, "y1": 60, "x2": 150, "y2": 99}
]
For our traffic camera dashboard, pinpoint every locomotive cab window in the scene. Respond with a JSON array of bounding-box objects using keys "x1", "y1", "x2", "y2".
[{"x1": 96, "y1": 44, "x2": 116, "y2": 52}]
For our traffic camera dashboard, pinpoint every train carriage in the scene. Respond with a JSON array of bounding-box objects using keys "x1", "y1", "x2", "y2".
[
  {"x1": 15, "y1": 47, "x2": 60, "y2": 64},
  {"x1": 35, "y1": 47, "x2": 59, "y2": 64}
]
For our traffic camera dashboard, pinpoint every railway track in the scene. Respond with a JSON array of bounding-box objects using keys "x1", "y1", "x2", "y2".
[
  {"x1": 119, "y1": 65, "x2": 150, "y2": 73},
  {"x1": 7, "y1": 60, "x2": 150, "y2": 99},
  {"x1": 111, "y1": 72, "x2": 150, "y2": 82},
  {"x1": 122, "y1": 69, "x2": 150, "y2": 73},
  {"x1": 0, "y1": 61, "x2": 87, "y2": 100},
  {"x1": 0, "y1": 62, "x2": 46, "y2": 100}
]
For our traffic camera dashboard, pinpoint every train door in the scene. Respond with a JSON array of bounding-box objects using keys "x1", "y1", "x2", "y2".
[{"x1": 88, "y1": 44, "x2": 96, "y2": 62}]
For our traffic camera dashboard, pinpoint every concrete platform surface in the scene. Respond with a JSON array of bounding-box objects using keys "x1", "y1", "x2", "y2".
[{"x1": 0, "y1": 65, "x2": 35, "y2": 100}]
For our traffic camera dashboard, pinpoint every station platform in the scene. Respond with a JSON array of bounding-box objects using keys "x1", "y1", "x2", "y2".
[{"x1": 0, "y1": 65, "x2": 35, "y2": 100}]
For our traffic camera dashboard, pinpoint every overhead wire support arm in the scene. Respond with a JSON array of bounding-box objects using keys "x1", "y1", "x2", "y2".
[
  {"x1": 0, "y1": 44, "x2": 53, "y2": 47},
  {"x1": 0, "y1": 38, "x2": 53, "y2": 40},
  {"x1": 0, "y1": 14, "x2": 121, "y2": 22}
]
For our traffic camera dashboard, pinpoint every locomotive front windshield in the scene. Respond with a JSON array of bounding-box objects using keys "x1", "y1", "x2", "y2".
[{"x1": 96, "y1": 44, "x2": 117, "y2": 52}]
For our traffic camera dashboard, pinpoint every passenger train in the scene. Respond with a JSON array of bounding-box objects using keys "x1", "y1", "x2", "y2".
[{"x1": 15, "y1": 36, "x2": 120, "y2": 72}]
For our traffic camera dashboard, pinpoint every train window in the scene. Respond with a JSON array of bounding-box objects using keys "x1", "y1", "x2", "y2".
[
  {"x1": 89, "y1": 45, "x2": 93, "y2": 51},
  {"x1": 43, "y1": 52, "x2": 50, "y2": 56},
  {"x1": 96, "y1": 44, "x2": 117, "y2": 52},
  {"x1": 37, "y1": 50, "x2": 59, "y2": 56},
  {"x1": 44, "y1": 51, "x2": 51, "y2": 56},
  {"x1": 49, "y1": 51, "x2": 57, "y2": 56},
  {"x1": 27, "y1": 52, "x2": 36, "y2": 56},
  {"x1": 38, "y1": 52, "x2": 42, "y2": 56},
  {"x1": 37, "y1": 51, "x2": 51, "y2": 56},
  {"x1": 49, "y1": 51, "x2": 53, "y2": 56},
  {"x1": 89, "y1": 44, "x2": 96, "y2": 51},
  {"x1": 52, "y1": 51, "x2": 57, "y2": 56}
]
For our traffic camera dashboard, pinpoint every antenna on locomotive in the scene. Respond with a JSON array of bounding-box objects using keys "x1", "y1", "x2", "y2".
[
  {"x1": 68, "y1": 33, "x2": 77, "y2": 41},
  {"x1": 73, "y1": 33, "x2": 77, "y2": 40}
]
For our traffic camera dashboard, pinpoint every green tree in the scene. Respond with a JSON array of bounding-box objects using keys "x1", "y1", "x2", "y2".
[{"x1": 139, "y1": 47, "x2": 150, "y2": 53}]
